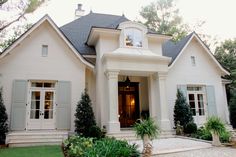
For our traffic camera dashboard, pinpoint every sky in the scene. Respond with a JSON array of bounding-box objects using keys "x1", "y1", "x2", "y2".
[{"x1": 1, "y1": 0, "x2": 236, "y2": 45}]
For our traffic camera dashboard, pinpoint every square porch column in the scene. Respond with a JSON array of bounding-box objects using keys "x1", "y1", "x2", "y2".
[
  {"x1": 148, "y1": 72, "x2": 171, "y2": 132},
  {"x1": 105, "y1": 70, "x2": 120, "y2": 133},
  {"x1": 157, "y1": 72, "x2": 171, "y2": 131}
]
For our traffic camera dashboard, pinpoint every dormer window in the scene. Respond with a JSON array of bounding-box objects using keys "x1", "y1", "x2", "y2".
[{"x1": 124, "y1": 28, "x2": 143, "y2": 47}]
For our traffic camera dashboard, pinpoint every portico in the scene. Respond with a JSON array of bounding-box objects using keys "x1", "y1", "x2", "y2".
[{"x1": 102, "y1": 51, "x2": 172, "y2": 133}]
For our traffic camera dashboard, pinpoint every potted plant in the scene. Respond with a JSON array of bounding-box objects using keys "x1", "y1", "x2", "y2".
[
  {"x1": 134, "y1": 118, "x2": 159, "y2": 156},
  {"x1": 205, "y1": 116, "x2": 226, "y2": 146}
]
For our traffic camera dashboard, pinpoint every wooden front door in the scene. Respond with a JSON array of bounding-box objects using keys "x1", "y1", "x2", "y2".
[{"x1": 118, "y1": 82, "x2": 140, "y2": 128}]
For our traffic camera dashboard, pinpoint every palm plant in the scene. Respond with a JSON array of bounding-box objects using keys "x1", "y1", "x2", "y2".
[
  {"x1": 134, "y1": 118, "x2": 159, "y2": 156},
  {"x1": 205, "y1": 116, "x2": 226, "y2": 146}
]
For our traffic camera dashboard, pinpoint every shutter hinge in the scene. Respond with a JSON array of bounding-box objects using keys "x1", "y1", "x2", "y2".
[
  {"x1": 26, "y1": 104, "x2": 27, "y2": 106},
  {"x1": 24, "y1": 128, "x2": 26, "y2": 130}
]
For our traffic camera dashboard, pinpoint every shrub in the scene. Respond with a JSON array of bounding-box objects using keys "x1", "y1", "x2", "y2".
[
  {"x1": 229, "y1": 91, "x2": 236, "y2": 128},
  {"x1": 0, "y1": 88, "x2": 8, "y2": 144},
  {"x1": 192, "y1": 126, "x2": 231, "y2": 143},
  {"x1": 74, "y1": 89, "x2": 96, "y2": 137},
  {"x1": 184, "y1": 122, "x2": 197, "y2": 134},
  {"x1": 63, "y1": 136, "x2": 93, "y2": 157},
  {"x1": 193, "y1": 126, "x2": 212, "y2": 141},
  {"x1": 174, "y1": 89, "x2": 193, "y2": 127},
  {"x1": 84, "y1": 138, "x2": 140, "y2": 157},
  {"x1": 220, "y1": 130, "x2": 231, "y2": 143},
  {"x1": 63, "y1": 136, "x2": 140, "y2": 157},
  {"x1": 205, "y1": 116, "x2": 226, "y2": 135},
  {"x1": 133, "y1": 118, "x2": 159, "y2": 140},
  {"x1": 88, "y1": 125, "x2": 104, "y2": 139}
]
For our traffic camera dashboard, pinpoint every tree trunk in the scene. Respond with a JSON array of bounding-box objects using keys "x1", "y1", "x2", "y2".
[{"x1": 211, "y1": 132, "x2": 221, "y2": 146}]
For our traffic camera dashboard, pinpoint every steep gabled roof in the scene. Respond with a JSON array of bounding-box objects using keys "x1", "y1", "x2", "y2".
[
  {"x1": 162, "y1": 32, "x2": 194, "y2": 65},
  {"x1": 162, "y1": 32, "x2": 229, "y2": 75},
  {"x1": 60, "y1": 12, "x2": 129, "y2": 55},
  {"x1": 0, "y1": 14, "x2": 94, "y2": 69}
]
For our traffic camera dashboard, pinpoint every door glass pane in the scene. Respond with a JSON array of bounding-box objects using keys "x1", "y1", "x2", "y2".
[
  {"x1": 198, "y1": 94, "x2": 205, "y2": 116},
  {"x1": 44, "y1": 91, "x2": 54, "y2": 119},
  {"x1": 30, "y1": 91, "x2": 40, "y2": 119},
  {"x1": 188, "y1": 94, "x2": 196, "y2": 116}
]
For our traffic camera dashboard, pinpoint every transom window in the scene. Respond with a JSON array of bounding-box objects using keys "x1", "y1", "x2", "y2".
[
  {"x1": 31, "y1": 81, "x2": 55, "y2": 88},
  {"x1": 124, "y1": 28, "x2": 143, "y2": 47}
]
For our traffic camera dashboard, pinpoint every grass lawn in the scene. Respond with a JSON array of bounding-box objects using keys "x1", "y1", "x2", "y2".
[{"x1": 0, "y1": 145, "x2": 64, "y2": 157}]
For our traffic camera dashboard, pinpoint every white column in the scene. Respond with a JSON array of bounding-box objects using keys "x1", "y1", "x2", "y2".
[
  {"x1": 157, "y1": 72, "x2": 171, "y2": 131},
  {"x1": 105, "y1": 70, "x2": 120, "y2": 133}
]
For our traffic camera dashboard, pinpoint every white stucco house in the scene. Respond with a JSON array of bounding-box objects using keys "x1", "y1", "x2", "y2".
[{"x1": 1, "y1": 10, "x2": 230, "y2": 146}]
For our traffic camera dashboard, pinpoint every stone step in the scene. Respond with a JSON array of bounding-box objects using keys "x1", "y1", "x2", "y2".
[
  {"x1": 6, "y1": 131, "x2": 68, "y2": 147},
  {"x1": 107, "y1": 130, "x2": 176, "y2": 141}
]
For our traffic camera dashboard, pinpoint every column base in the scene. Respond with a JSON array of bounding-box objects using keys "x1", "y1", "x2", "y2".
[
  {"x1": 107, "y1": 121, "x2": 120, "y2": 133},
  {"x1": 158, "y1": 119, "x2": 172, "y2": 132}
]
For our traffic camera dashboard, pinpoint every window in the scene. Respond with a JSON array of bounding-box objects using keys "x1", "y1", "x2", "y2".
[
  {"x1": 124, "y1": 28, "x2": 142, "y2": 47},
  {"x1": 31, "y1": 81, "x2": 55, "y2": 88},
  {"x1": 42, "y1": 45, "x2": 48, "y2": 57},
  {"x1": 191, "y1": 56, "x2": 196, "y2": 66}
]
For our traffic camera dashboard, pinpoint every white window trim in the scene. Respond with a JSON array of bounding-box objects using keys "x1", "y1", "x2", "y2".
[{"x1": 123, "y1": 27, "x2": 143, "y2": 49}]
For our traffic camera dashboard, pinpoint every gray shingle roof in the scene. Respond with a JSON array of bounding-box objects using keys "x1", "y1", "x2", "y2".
[
  {"x1": 162, "y1": 32, "x2": 194, "y2": 65},
  {"x1": 60, "y1": 12, "x2": 129, "y2": 55}
]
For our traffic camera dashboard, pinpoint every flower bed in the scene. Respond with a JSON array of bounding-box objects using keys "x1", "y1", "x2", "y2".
[{"x1": 62, "y1": 136, "x2": 140, "y2": 157}]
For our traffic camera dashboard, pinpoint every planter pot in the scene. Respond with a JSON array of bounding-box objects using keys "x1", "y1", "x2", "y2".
[
  {"x1": 211, "y1": 132, "x2": 221, "y2": 146},
  {"x1": 142, "y1": 135, "x2": 152, "y2": 157}
]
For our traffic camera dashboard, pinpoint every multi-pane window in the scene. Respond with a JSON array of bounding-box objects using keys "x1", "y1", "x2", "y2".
[
  {"x1": 124, "y1": 28, "x2": 143, "y2": 47},
  {"x1": 187, "y1": 86, "x2": 205, "y2": 116}
]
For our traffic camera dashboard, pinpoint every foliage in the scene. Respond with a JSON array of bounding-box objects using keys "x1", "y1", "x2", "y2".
[
  {"x1": 87, "y1": 125, "x2": 105, "y2": 139},
  {"x1": 192, "y1": 126, "x2": 212, "y2": 141},
  {"x1": 214, "y1": 39, "x2": 236, "y2": 128},
  {"x1": 0, "y1": 87, "x2": 8, "y2": 144},
  {"x1": 0, "y1": 145, "x2": 63, "y2": 157},
  {"x1": 192, "y1": 126, "x2": 231, "y2": 143},
  {"x1": 74, "y1": 89, "x2": 96, "y2": 137},
  {"x1": 205, "y1": 116, "x2": 226, "y2": 135},
  {"x1": 215, "y1": 39, "x2": 236, "y2": 88},
  {"x1": 139, "y1": 0, "x2": 188, "y2": 41},
  {"x1": 174, "y1": 89, "x2": 193, "y2": 127},
  {"x1": 0, "y1": 24, "x2": 32, "y2": 52},
  {"x1": 84, "y1": 138, "x2": 140, "y2": 157},
  {"x1": 63, "y1": 136, "x2": 93, "y2": 157},
  {"x1": 63, "y1": 136, "x2": 140, "y2": 157},
  {"x1": 184, "y1": 122, "x2": 197, "y2": 134},
  {"x1": 0, "y1": 0, "x2": 46, "y2": 32},
  {"x1": 229, "y1": 91, "x2": 236, "y2": 128},
  {"x1": 133, "y1": 118, "x2": 159, "y2": 140}
]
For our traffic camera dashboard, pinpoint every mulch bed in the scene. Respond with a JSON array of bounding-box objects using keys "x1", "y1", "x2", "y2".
[
  {"x1": 0, "y1": 144, "x2": 8, "y2": 148},
  {"x1": 61, "y1": 143, "x2": 68, "y2": 157}
]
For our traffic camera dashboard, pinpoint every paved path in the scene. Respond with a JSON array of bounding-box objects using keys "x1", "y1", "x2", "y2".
[
  {"x1": 158, "y1": 147, "x2": 236, "y2": 157},
  {"x1": 129, "y1": 137, "x2": 212, "y2": 155}
]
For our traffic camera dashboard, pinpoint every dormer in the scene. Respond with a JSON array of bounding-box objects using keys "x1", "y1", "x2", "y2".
[{"x1": 118, "y1": 21, "x2": 148, "y2": 49}]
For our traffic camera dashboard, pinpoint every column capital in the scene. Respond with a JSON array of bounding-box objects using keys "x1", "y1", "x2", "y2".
[
  {"x1": 105, "y1": 70, "x2": 120, "y2": 79},
  {"x1": 158, "y1": 72, "x2": 168, "y2": 80}
]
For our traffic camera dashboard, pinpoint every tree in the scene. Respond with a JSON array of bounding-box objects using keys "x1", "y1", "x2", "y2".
[
  {"x1": 214, "y1": 39, "x2": 236, "y2": 128},
  {"x1": 215, "y1": 39, "x2": 236, "y2": 88},
  {"x1": 0, "y1": 0, "x2": 46, "y2": 32},
  {"x1": 139, "y1": 0, "x2": 188, "y2": 41},
  {"x1": 0, "y1": 24, "x2": 32, "y2": 52},
  {"x1": 229, "y1": 90, "x2": 236, "y2": 128},
  {"x1": 174, "y1": 89, "x2": 193, "y2": 127},
  {"x1": 0, "y1": 88, "x2": 8, "y2": 144},
  {"x1": 74, "y1": 89, "x2": 96, "y2": 137}
]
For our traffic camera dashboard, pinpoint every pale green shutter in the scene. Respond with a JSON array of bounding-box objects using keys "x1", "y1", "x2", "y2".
[
  {"x1": 11, "y1": 80, "x2": 27, "y2": 130},
  {"x1": 56, "y1": 81, "x2": 71, "y2": 130},
  {"x1": 177, "y1": 85, "x2": 187, "y2": 98},
  {"x1": 206, "y1": 85, "x2": 217, "y2": 117}
]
